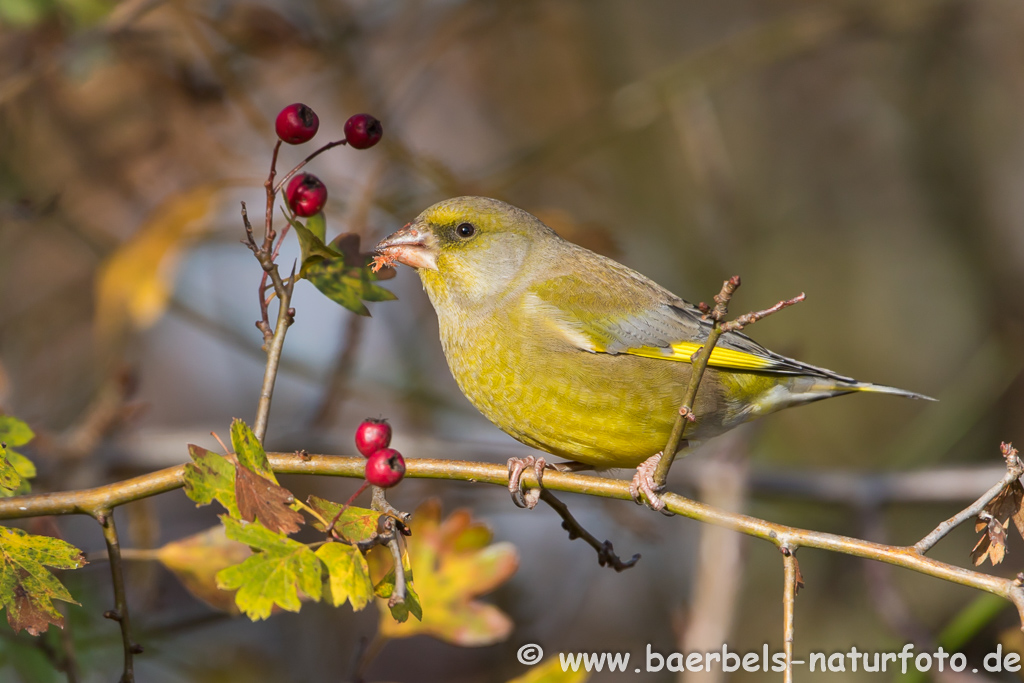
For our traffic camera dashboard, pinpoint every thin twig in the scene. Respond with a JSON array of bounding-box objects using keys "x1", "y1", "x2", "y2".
[
  {"x1": 781, "y1": 547, "x2": 797, "y2": 683},
  {"x1": 273, "y1": 139, "x2": 348, "y2": 195},
  {"x1": 538, "y1": 489, "x2": 640, "y2": 571},
  {"x1": 3, "y1": 455, "x2": 1024, "y2": 627},
  {"x1": 653, "y1": 280, "x2": 805, "y2": 486},
  {"x1": 97, "y1": 510, "x2": 138, "y2": 683},
  {"x1": 654, "y1": 276, "x2": 740, "y2": 487},
  {"x1": 914, "y1": 443, "x2": 1024, "y2": 555}
]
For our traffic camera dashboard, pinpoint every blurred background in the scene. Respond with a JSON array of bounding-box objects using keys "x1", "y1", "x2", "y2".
[{"x1": 2, "y1": 0, "x2": 1024, "y2": 680}]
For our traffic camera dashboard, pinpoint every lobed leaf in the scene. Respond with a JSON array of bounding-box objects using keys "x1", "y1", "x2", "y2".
[
  {"x1": 372, "y1": 499, "x2": 518, "y2": 645},
  {"x1": 316, "y1": 542, "x2": 373, "y2": 611},
  {"x1": 306, "y1": 496, "x2": 381, "y2": 544},
  {"x1": 156, "y1": 526, "x2": 251, "y2": 614},
  {"x1": 216, "y1": 517, "x2": 322, "y2": 621},
  {"x1": 183, "y1": 445, "x2": 241, "y2": 518},
  {"x1": 0, "y1": 527, "x2": 86, "y2": 635}
]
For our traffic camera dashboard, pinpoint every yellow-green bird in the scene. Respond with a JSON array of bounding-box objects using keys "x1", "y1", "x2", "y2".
[{"x1": 375, "y1": 197, "x2": 931, "y2": 509}]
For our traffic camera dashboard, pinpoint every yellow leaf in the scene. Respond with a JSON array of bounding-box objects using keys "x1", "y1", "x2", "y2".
[
  {"x1": 507, "y1": 657, "x2": 591, "y2": 683},
  {"x1": 95, "y1": 184, "x2": 221, "y2": 340},
  {"x1": 156, "y1": 526, "x2": 251, "y2": 614},
  {"x1": 372, "y1": 499, "x2": 519, "y2": 646}
]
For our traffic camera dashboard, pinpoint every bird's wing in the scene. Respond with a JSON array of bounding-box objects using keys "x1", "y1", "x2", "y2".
[{"x1": 525, "y1": 268, "x2": 854, "y2": 380}]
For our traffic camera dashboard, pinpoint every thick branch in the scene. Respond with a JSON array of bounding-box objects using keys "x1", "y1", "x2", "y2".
[{"x1": 3, "y1": 455, "x2": 1024, "y2": 626}]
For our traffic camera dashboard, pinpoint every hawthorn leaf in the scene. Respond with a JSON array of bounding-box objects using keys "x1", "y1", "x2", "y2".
[
  {"x1": 372, "y1": 499, "x2": 518, "y2": 645},
  {"x1": 373, "y1": 564, "x2": 422, "y2": 624},
  {"x1": 0, "y1": 416, "x2": 34, "y2": 447},
  {"x1": 284, "y1": 212, "x2": 341, "y2": 277},
  {"x1": 0, "y1": 447, "x2": 21, "y2": 495},
  {"x1": 306, "y1": 496, "x2": 381, "y2": 543},
  {"x1": 156, "y1": 526, "x2": 251, "y2": 614},
  {"x1": 216, "y1": 517, "x2": 321, "y2": 620},
  {"x1": 304, "y1": 233, "x2": 396, "y2": 316},
  {"x1": 234, "y1": 466, "x2": 303, "y2": 535},
  {"x1": 0, "y1": 527, "x2": 86, "y2": 635},
  {"x1": 316, "y1": 542, "x2": 373, "y2": 611},
  {"x1": 0, "y1": 416, "x2": 36, "y2": 497},
  {"x1": 230, "y1": 419, "x2": 276, "y2": 483},
  {"x1": 183, "y1": 445, "x2": 241, "y2": 518}
]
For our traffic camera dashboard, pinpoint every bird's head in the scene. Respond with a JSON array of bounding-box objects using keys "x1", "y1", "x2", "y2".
[{"x1": 375, "y1": 196, "x2": 559, "y2": 310}]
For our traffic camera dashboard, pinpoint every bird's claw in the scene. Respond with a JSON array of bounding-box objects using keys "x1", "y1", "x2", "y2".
[
  {"x1": 508, "y1": 455, "x2": 546, "y2": 509},
  {"x1": 630, "y1": 453, "x2": 668, "y2": 512}
]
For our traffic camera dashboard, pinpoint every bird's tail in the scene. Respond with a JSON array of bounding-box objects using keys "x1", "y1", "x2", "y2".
[{"x1": 846, "y1": 381, "x2": 936, "y2": 401}]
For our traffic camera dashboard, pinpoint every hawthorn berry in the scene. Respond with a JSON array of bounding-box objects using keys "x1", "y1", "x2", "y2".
[
  {"x1": 355, "y1": 418, "x2": 392, "y2": 458},
  {"x1": 344, "y1": 113, "x2": 383, "y2": 149},
  {"x1": 365, "y1": 448, "x2": 405, "y2": 488},
  {"x1": 285, "y1": 173, "x2": 327, "y2": 217},
  {"x1": 275, "y1": 103, "x2": 320, "y2": 144}
]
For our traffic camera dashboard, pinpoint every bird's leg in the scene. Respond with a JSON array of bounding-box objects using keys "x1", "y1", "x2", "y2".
[
  {"x1": 507, "y1": 455, "x2": 547, "y2": 509},
  {"x1": 630, "y1": 450, "x2": 678, "y2": 512}
]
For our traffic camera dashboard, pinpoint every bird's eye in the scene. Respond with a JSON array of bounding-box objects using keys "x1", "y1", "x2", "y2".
[{"x1": 456, "y1": 222, "x2": 476, "y2": 238}]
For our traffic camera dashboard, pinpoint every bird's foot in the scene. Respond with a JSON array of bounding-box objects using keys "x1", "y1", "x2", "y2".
[
  {"x1": 507, "y1": 455, "x2": 547, "y2": 509},
  {"x1": 630, "y1": 453, "x2": 667, "y2": 512}
]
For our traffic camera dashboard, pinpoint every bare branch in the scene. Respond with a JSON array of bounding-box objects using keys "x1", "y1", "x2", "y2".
[
  {"x1": 781, "y1": 547, "x2": 798, "y2": 683},
  {"x1": 914, "y1": 443, "x2": 1023, "y2": 555},
  {"x1": 97, "y1": 510, "x2": 139, "y2": 683}
]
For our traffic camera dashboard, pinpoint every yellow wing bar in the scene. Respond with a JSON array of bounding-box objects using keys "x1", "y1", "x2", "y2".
[{"x1": 624, "y1": 341, "x2": 776, "y2": 371}]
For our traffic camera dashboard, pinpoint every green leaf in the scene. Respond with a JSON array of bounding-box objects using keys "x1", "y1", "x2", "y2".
[
  {"x1": 305, "y1": 212, "x2": 327, "y2": 242},
  {"x1": 284, "y1": 212, "x2": 341, "y2": 277},
  {"x1": 373, "y1": 566, "x2": 422, "y2": 624},
  {"x1": 216, "y1": 517, "x2": 322, "y2": 620},
  {"x1": 230, "y1": 419, "x2": 276, "y2": 483},
  {"x1": 0, "y1": 527, "x2": 86, "y2": 635},
  {"x1": 316, "y1": 542, "x2": 373, "y2": 611},
  {"x1": 0, "y1": 416, "x2": 36, "y2": 497},
  {"x1": 0, "y1": 450, "x2": 21, "y2": 495},
  {"x1": 306, "y1": 496, "x2": 381, "y2": 544},
  {"x1": 0, "y1": 416, "x2": 34, "y2": 447},
  {"x1": 303, "y1": 233, "x2": 397, "y2": 316},
  {"x1": 183, "y1": 445, "x2": 241, "y2": 518}
]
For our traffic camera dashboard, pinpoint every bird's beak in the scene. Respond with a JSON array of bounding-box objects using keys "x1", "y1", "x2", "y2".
[{"x1": 375, "y1": 222, "x2": 439, "y2": 271}]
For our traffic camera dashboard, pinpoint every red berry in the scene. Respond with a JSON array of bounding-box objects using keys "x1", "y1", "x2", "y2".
[
  {"x1": 275, "y1": 103, "x2": 320, "y2": 144},
  {"x1": 365, "y1": 448, "x2": 405, "y2": 488},
  {"x1": 355, "y1": 418, "x2": 392, "y2": 458},
  {"x1": 344, "y1": 113, "x2": 383, "y2": 149},
  {"x1": 285, "y1": 173, "x2": 327, "y2": 217}
]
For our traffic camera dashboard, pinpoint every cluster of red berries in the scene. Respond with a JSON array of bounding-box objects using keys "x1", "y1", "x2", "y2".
[
  {"x1": 274, "y1": 103, "x2": 383, "y2": 218},
  {"x1": 355, "y1": 418, "x2": 405, "y2": 488}
]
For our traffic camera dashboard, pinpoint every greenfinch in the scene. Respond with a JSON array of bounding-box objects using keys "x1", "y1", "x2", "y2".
[{"x1": 375, "y1": 197, "x2": 931, "y2": 508}]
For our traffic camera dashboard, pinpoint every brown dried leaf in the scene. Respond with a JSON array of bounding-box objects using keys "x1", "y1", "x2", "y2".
[
  {"x1": 1010, "y1": 481, "x2": 1024, "y2": 539},
  {"x1": 971, "y1": 531, "x2": 991, "y2": 566},
  {"x1": 972, "y1": 517, "x2": 1010, "y2": 566},
  {"x1": 234, "y1": 465, "x2": 303, "y2": 536}
]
